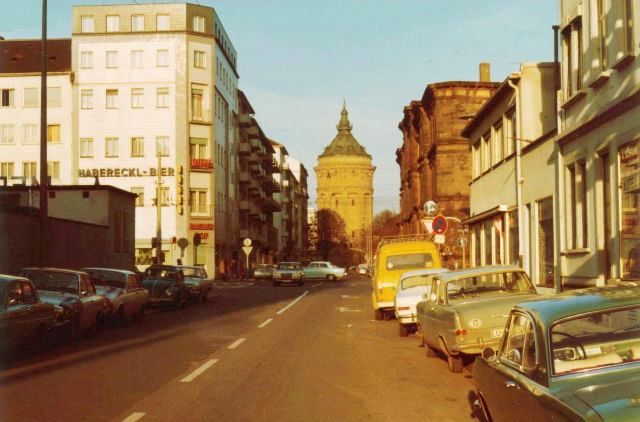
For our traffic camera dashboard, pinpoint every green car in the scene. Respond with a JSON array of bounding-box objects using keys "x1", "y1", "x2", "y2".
[{"x1": 474, "y1": 284, "x2": 640, "y2": 422}]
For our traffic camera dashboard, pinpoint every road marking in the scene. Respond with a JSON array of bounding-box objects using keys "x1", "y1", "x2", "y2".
[
  {"x1": 258, "y1": 318, "x2": 273, "y2": 328},
  {"x1": 122, "y1": 413, "x2": 146, "y2": 422},
  {"x1": 336, "y1": 307, "x2": 362, "y2": 313},
  {"x1": 276, "y1": 290, "x2": 309, "y2": 315},
  {"x1": 311, "y1": 282, "x2": 322, "y2": 288},
  {"x1": 228, "y1": 338, "x2": 246, "y2": 349},
  {"x1": 180, "y1": 359, "x2": 218, "y2": 383},
  {"x1": 341, "y1": 294, "x2": 360, "y2": 299}
]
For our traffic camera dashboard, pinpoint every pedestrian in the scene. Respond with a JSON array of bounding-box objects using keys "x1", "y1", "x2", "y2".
[{"x1": 177, "y1": 258, "x2": 183, "y2": 265}]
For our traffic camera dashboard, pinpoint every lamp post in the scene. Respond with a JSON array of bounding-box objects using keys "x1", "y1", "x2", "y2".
[{"x1": 39, "y1": 0, "x2": 48, "y2": 265}]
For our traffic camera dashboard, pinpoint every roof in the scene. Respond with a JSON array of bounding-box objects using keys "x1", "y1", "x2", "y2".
[
  {"x1": 1, "y1": 184, "x2": 137, "y2": 197},
  {"x1": 0, "y1": 39, "x2": 71, "y2": 74},
  {"x1": 319, "y1": 102, "x2": 371, "y2": 159},
  {"x1": 515, "y1": 284, "x2": 640, "y2": 326},
  {"x1": 433, "y1": 265, "x2": 525, "y2": 282},
  {"x1": 400, "y1": 268, "x2": 450, "y2": 280}
]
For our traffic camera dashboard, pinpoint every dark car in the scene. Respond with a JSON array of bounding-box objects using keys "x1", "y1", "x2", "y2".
[
  {"x1": 18, "y1": 268, "x2": 106, "y2": 340},
  {"x1": 179, "y1": 265, "x2": 214, "y2": 303},
  {"x1": 142, "y1": 265, "x2": 190, "y2": 309},
  {"x1": 0, "y1": 274, "x2": 64, "y2": 352}
]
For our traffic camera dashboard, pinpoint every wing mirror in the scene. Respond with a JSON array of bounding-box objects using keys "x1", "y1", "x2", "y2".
[
  {"x1": 421, "y1": 293, "x2": 429, "y2": 300},
  {"x1": 482, "y1": 347, "x2": 496, "y2": 360}
]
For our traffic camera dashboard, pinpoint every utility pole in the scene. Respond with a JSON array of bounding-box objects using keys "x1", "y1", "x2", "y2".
[
  {"x1": 156, "y1": 149, "x2": 162, "y2": 264},
  {"x1": 39, "y1": 0, "x2": 48, "y2": 266}
]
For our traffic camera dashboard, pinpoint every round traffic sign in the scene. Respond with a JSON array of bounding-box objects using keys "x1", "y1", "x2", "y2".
[
  {"x1": 432, "y1": 215, "x2": 448, "y2": 235},
  {"x1": 423, "y1": 200, "x2": 438, "y2": 216},
  {"x1": 243, "y1": 238, "x2": 252, "y2": 247}
]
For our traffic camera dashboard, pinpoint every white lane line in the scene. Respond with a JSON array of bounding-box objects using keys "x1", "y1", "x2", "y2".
[
  {"x1": 180, "y1": 359, "x2": 218, "y2": 383},
  {"x1": 122, "y1": 412, "x2": 146, "y2": 422},
  {"x1": 311, "y1": 282, "x2": 322, "y2": 288},
  {"x1": 228, "y1": 338, "x2": 246, "y2": 349},
  {"x1": 276, "y1": 290, "x2": 309, "y2": 315},
  {"x1": 258, "y1": 318, "x2": 273, "y2": 328}
]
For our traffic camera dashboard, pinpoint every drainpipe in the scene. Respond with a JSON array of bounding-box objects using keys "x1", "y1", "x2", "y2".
[{"x1": 507, "y1": 76, "x2": 524, "y2": 275}]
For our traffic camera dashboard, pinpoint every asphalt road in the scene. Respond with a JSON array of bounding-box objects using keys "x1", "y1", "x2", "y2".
[{"x1": 0, "y1": 275, "x2": 480, "y2": 421}]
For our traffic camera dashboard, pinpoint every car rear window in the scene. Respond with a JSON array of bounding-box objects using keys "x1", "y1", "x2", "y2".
[
  {"x1": 446, "y1": 271, "x2": 534, "y2": 302},
  {"x1": 386, "y1": 253, "x2": 434, "y2": 271},
  {"x1": 20, "y1": 270, "x2": 79, "y2": 294},
  {"x1": 277, "y1": 263, "x2": 301, "y2": 270}
]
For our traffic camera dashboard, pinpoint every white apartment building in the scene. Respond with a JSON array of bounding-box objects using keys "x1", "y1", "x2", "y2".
[
  {"x1": 0, "y1": 39, "x2": 74, "y2": 186},
  {"x1": 72, "y1": 3, "x2": 238, "y2": 272}
]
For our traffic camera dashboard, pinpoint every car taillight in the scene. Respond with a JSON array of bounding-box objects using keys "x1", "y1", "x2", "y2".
[
  {"x1": 455, "y1": 329, "x2": 467, "y2": 336},
  {"x1": 398, "y1": 306, "x2": 410, "y2": 311}
]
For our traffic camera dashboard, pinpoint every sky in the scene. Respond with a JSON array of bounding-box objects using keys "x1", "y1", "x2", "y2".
[{"x1": 1, "y1": 0, "x2": 558, "y2": 213}]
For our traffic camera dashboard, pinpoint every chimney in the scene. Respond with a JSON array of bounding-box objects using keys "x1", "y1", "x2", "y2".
[{"x1": 479, "y1": 63, "x2": 491, "y2": 82}]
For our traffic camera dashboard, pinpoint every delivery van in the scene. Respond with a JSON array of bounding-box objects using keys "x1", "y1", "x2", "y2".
[{"x1": 371, "y1": 236, "x2": 441, "y2": 320}]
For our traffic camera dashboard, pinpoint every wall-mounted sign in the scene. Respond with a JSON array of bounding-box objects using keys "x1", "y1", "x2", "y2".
[
  {"x1": 621, "y1": 142, "x2": 638, "y2": 167},
  {"x1": 623, "y1": 172, "x2": 640, "y2": 194},
  {"x1": 190, "y1": 159, "x2": 214, "y2": 170},
  {"x1": 78, "y1": 167, "x2": 175, "y2": 178},
  {"x1": 189, "y1": 223, "x2": 214, "y2": 231}
]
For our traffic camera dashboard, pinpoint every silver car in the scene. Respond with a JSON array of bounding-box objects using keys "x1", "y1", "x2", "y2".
[
  {"x1": 303, "y1": 261, "x2": 346, "y2": 281},
  {"x1": 83, "y1": 268, "x2": 149, "y2": 323}
]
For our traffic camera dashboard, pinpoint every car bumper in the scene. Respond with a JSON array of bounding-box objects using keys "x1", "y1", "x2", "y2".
[
  {"x1": 397, "y1": 314, "x2": 417, "y2": 325},
  {"x1": 450, "y1": 337, "x2": 501, "y2": 356},
  {"x1": 375, "y1": 301, "x2": 394, "y2": 310}
]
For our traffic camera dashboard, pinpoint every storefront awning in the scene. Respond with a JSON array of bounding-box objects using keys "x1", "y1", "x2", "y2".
[{"x1": 461, "y1": 204, "x2": 508, "y2": 225}]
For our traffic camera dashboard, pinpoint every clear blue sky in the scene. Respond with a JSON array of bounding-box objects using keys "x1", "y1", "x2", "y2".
[{"x1": 2, "y1": 0, "x2": 558, "y2": 213}]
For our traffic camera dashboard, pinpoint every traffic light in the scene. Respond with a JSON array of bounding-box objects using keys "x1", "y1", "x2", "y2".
[{"x1": 176, "y1": 164, "x2": 184, "y2": 215}]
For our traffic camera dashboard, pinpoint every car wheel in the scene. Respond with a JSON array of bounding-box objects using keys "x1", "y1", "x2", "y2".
[
  {"x1": 374, "y1": 308, "x2": 383, "y2": 321},
  {"x1": 327, "y1": 274, "x2": 336, "y2": 281},
  {"x1": 398, "y1": 323, "x2": 409, "y2": 337},
  {"x1": 424, "y1": 338, "x2": 438, "y2": 358},
  {"x1": 383, "y1": 312, "x2": 393, "y2": 321},
  {"x1": 447, "y1": 355, "x2": 464, "y2": 373}
]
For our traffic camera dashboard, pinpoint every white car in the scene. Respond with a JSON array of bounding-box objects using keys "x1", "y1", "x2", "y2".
[{"x1": 394, "y1": 268, "x2": 449, "y2": 337}]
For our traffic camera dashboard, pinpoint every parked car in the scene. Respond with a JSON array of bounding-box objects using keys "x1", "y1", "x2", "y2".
[
  {"x1": 180, "y1": 265, "x2": 214, "y2": 302},
  {"x1": 394, "y1": 268, "x2": 450, "y2": 337},
  {"x1": 357, "y1": 264, "x2": 370, "y2": 276},
  {"x1": 372, "y1": 236, "x2": 442, "y2": 320},
  {"x1": 141, "y1": 265, "x2": 190, "y2": 309},
  {"x1": 473, "y1": 284, "x2": 640, "y2": 422},
  {"x1": 272, "y1": 262, "x2": 304, "y2": 286},
  {"x1": 417, "y1": 265, "x2": 537, "y2": 373},
  {"x1": 82, "y1": 268, "x2": 149, "y2": 323},
  {"x1": 253, "y1": 264, "x2": 274, "y2": 280},
  {"x1": 18, "y1": 267, "x2": 106, "y2": 340},
  {"x1": 303, "y1": 261, "x2": 346, "y2": 281},
  {"x1": 0, "y1": 274, "x2": 65, "y2": 352}
]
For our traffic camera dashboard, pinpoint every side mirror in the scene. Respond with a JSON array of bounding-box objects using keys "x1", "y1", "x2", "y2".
[
  {"x1": 482, "y1": 347, "x2": 496, "y2": 360},
  {"x1": 421, "y1": 293, "x2": 429, "y2": 300}
]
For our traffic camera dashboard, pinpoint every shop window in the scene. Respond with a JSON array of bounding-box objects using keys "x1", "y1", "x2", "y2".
[
  {"x1": 620, "y1": 141, "x2": 640, "y2": 279},
  {"x1": 537, "y1": 197, "x2": 554, "y2": 287}
]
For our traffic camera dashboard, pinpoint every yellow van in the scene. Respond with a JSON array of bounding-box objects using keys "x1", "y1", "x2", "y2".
[{"x1": 371, "y1": 236, "x2": 442, "y2": 320}]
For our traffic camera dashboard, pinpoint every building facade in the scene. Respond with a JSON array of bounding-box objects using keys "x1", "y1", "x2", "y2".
[{"x1": 315, "y1": 103, "x2": 374, "y2": 255}]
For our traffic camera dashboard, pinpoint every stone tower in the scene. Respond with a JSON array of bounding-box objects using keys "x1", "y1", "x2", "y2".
[{"x1": 315, "y1": 102, "x2": 375, "y2": 254}]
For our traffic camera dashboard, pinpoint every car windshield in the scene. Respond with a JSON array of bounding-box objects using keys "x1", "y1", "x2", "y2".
[
  {"x1": 182, "y1": 268, "x2": 206, "y2": 278},
  {"x1": 85, "y1": 270, "x2": 125, "y2": 288},
  {"x1": 145, "y1": 268, "x2": 179, "y2": 280},
  {"x1": 277, "y1": 263, "x2": 300, "y2": 270},
  {"x1": 401, "y1": 275, "x2": 435, "y2": 290},
  {"x1": 20, "y1": 270, "x2": 79, "y2": 294},
  {"x1": 551, "y1": 305, "x2": 640, "y2": 376},
  {"x1": 386, "y1": 253, "x2": 434, "y2": 271},
  {"x1": 446, "y1": 271, "x2": 534, "y2": 303}
]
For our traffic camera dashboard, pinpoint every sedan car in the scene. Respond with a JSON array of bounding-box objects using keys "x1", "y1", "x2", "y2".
[
  {"x1": 180, "y1": 265, "x2": 214, "y2": 302},
  {"x1": 474, "y1": 284, "x2": 640, "y2": 422},
  {"x1": 272, "y1": 262, "x2": 304, "y2": 286},
  {"x1": 417, "y1": 265, "x2": 538, "y2": 372},
  {"x1": 0, "y1": 274, "x2": 64, "y2": 352},
  {"x1": 357, "y1": 264, "x2": 370, "y2": 276},
  {"x1": 141, "y1": 265, "x2": 190, "y2": 309},
  {"x1": 303, "y1": 261, "x2": 346, "y2": 281},
  {"x1": 82, "y1": 268, "x2": 149, "y2": 323},
  {"x1": 253, "y1": 264, "x2": 274, "y2": 280},
  {"x1": 18, "y1": 267, "x2": 105, "y2": 340},
  {"x1": 394, "y1": 268, "x2": 449, "y2": 337}
]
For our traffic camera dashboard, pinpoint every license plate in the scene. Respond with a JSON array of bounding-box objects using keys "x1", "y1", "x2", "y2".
[{"x1": 491, "y1": 328, "x2": 504, "y2": 338}]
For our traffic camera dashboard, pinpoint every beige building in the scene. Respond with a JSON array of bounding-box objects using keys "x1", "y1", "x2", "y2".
[{"x1": 315, "y1": 103, "x2": 374, "y2": 256}]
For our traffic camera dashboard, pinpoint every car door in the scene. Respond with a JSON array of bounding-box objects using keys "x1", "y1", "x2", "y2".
[
  {"x1": 21, "y1": 280, "x2": 48, "y2": 329},
  {"x1": 81, "y1": 276, "x2": 101, "y2": 328},
  {"x1": 126, "y1": 274, "x2": 142, "y2": 317},
  {"x1": 3, "y1": 281, "x2": 31, "y2": 346},
  {"x1": 421, "y1": 278, "x2": 442, "y2": 347}
]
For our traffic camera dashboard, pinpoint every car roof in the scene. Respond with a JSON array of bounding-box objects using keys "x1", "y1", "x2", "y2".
[
  {"x1": 146, "y1": 265, "x2": 180, "y2": 270},
  {"x1": 433, "y1": 265, "x2": 524, "y2": 282},
  {"x1": 400, "y1": 268, "x2": 450, "y2": 280},
  {"x1": 20, "y1": 267, "x2": 87, "y2": 276},
  {"x1": 82, "y1": 267, "x2": 136, "y2": 275},
  {"x1": 0, "y1": 274, "x2": 30, "y2": 283},
  {"x1": 278, "y1": 262, "x2": 301, "y2": 265},
  {"x1": 178, "y1": 265, "x2": 204, "y2": 270},
  {"x1": 309, "y1": 261, "x2": 330, "y2": 264},
  {"x1": 515, "y1": 284, "x2": 640, "y2": 326}
]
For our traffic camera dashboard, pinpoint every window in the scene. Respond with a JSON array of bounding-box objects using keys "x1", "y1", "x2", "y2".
[
  {"x1": 131, "y1": 187, "x2": 144, "y2": 207},
  {"x1": 537, "y1": 197, "x2": 554, "y2": 287},
  {"x1": 501, "y1": 313, "x2": 537, "y2": 372},
  {"x1": 131, "y1": 137, "x2": 144, "y2": 157},
  {"x1": 47, "y1": 124, "x2": 60, "y2": 143},
  {"x1": 131, "y1": 15, "x2": 144, "y2": 32},
  {"x1": 47, "y1": 161, "x2": 60, "y2": 180},
  {"x1": 191, "y1": 87, "x2": 203, "y2": 120},
  {"x1": 22, "y1": 124, "x2": 37, "y2": 144},
  {"x1": 566, "y1": 161, "x2": 588, "y2": 249},
  {"x1": 194, "y1": 50, "x2": 206, "y2": 68},
  {"x1": 106, "y1": 51, "x2": 118, "y2": 68},
  {"x1": 106, "y1": 15, "x2": 119, "y2": 32},
  {"x1": 472, "y1": 142, "x2": 481, "y2": 178},
  {"x1": 157, "y1": 49, "x2": 168, "y2": 67},
  {"x1": 80, "y1": 51, "x2": 93, "y2": 69},
  {"x1": 23, "y1": 162, "x2": 37, "y2": 179},
  {"x1": 494, "y1": 122, "x2": 504, "y2": 163},
  {"x1": 190, "y1": 138, "x2": 208, "y2": 159},
  {"x1": 620, "y1": 141, "x2": 640, "y2": 279},
  {"x1": 131, "y1": 88, "x2": 144, "y2": 108},
  {"x1": 193, "y1": 15, "x2": 205, "y2": 32},
  {"x1": 156, "y1": 14, "x2": 169, "y2": 31},
  {"x1": 47, "y1": 87, "x2": 61, "y2": 107},
  {"x1": 616, "y1": 0, "x2": 635, "y2": 58},
  {"x1": 23, "y1": 87, "x2": 38, "y2": 107},
  {"x1": 508, "y1": 210, "x2": 519, "y2": 265},
  {"x1": 597, "y1": 0, "x2": 608, "y2": 70},
  {"x1": 156, "y1": 87, "x2": 169, "y2": 108},
  {"x1": 81, "y1": 89, "x2": 93, "y2": 109},
  {"x1": 1, "y1": 162, "x2": 14, "y2": 178},
  {"x1": 562, "y1": 18, "x2": 583, "y2": 98},
  {"x1": 131, "y1": 50, "x2": 143, "y2": 69},
  {"x1": 80, "y1": 138, "x2": 93, "y2": 157},
  {"x1": 506, "y1": 109, "x2": 516, "y2": 156},
  {"x1": 105, "y1": 137, "x2": 119, "y2": 157},
  {"x1": 106, "y1": 89, "x2": 118, "y2": 109},
  {"x1": 81, "y1": 16, "x2": 94, "y2": 33},
  {"x1": 156, "y1": 136, "x2": 169, "y2": 157},
  {"x1": 190, "y1": 189, "x2": 208, "y2": 215},
  {"x1": 482, "y1": 131, "x2": 491, "y2": 172},
  {"x1": 1, "y1": 89, "x2": 15, "y2": 107}
]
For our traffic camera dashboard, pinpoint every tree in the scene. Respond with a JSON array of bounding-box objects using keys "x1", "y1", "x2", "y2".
[
  {"x1": 316, "y1": 209, "x2": 347, "y2": 262},
  {"x1": 372, "y1": 209, "x2": 401, "y2": 238}
]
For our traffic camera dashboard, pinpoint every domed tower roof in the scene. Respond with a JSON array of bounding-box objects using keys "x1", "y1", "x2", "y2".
[{"x1": 319, "y1": 102, "x2": 371, "y2": 158}]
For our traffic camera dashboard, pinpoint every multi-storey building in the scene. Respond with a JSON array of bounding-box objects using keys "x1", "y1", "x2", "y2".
[
  {"x1": 287, "y1": 157, "x2": 309, "y2": 259},
  {"x1": 71, "y1": 3, "x2": 238, "y2": 273},
  {"x1": 0, "y1": 39, "x2": 74, "y2": 185},
  {"x1": 462, "y1": 63, "x2": 558, "y2": 291}
]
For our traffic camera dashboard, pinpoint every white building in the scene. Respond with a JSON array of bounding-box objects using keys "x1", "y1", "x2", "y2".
[
  {"x1": 0, "y1": 39, "x2": 74, "y2": 186},
  {"x1": 71, "y1": 3, "x2": 238, "y2": 272}
]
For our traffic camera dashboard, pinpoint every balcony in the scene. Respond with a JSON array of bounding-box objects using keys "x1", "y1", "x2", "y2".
[
  {"x1": 247, "y1": 126, "x2": 259, "y2": 139},
  {"x1": 271, "y1": 181, "x2": 281, "y2": 192},
  {"x1": 238, "y1": 143, "x2": 250, "y2": 155},
  {"x1": 270, "y1": 158, "x2": 280, "y2": 174},
  {"x1": 238, "y1": 113, "x2": 251, "y2": 127},
  {"x1": 250, "y1": 138, "x2": 261, "y2": 152},
  {"x1": 261, "y1": 198, "x2": 280, "y2": 213},
  {"x1": 248, "y1": 153, "x2": 259, "y2": 164},
  {"x1": 190, "y1": 158, "x2": 214, "y2": 171},
  {"x1": 238, "y1": 171, "x2": 250, "y2": 184}
]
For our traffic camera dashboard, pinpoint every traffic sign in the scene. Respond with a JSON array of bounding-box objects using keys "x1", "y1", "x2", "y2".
[
  {"x1": 242, "y1": 246, "x2": 253, "y2": 256},
  {"x1": 422, "y1": 218, "x2": 433, "y2": 234},
  {"x1": 243, "y1": 238, "x2": 252, "y2": 247},
  {"x1": 432, "y1": 215, "x2": 448, "y2": 235},
  {"x1": 423, "y1": 200, "x2": 438, "y2": 216},
  {"x1": 434, "y1": 234, "x2": 445, "y2": 244}
]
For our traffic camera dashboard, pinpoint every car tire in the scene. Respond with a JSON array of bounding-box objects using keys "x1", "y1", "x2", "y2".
[
  {"x1": 425, "y1": 341, "x2": 438, "y2": 358},
  {"x1": 374, "y1": 308, "x2": 383, "y2": 321},
  {"x1": 327, "y1": 275, "x2": 336, "y2": 281},
  {"x1": 384, "y1": 312, "x2": 393, "y2": 321},
  {"x1": 398, "y1": 323, "x2": 409, "y2": 337},
  {"x1": 447, "y1": 355, "x2": 464, "y2": 373}
]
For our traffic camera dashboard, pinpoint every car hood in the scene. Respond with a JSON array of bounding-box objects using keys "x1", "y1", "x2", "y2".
[
  {"x1": 184, "y1": 277, "x2": 208, "y2": 286},
  {"x1": 396, "y1": 286, "x2": 430, "y2": 305},
  {"x1": 142, "y1": 278, "x2": 174, "y2": 288},
  {"x1": 572, "y1": 373, "x2": 640, "y2": 420},
  {"x1": 38, "y1": 290, "x2": 80, "y2": 305}
]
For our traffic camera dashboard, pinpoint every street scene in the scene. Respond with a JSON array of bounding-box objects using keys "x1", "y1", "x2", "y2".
[{"x1": 2, "y1": 0, "x2": 640, "y2": 421}]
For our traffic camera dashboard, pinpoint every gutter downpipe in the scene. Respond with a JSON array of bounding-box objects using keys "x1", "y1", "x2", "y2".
[{"x1": 507, "y1": 75, "x2": 525, "y2": 275}]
